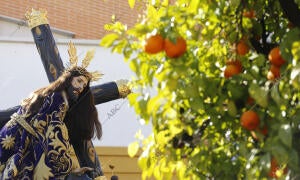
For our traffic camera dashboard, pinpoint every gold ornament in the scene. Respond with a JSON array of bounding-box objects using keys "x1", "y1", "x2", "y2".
[
  {"x1": 115, "y1": 79, "x2": 131, "y2": 98},
  {"x1": 68, "y1": 42, "x2": 78, "y2": 67},
  {"x1": 67, "y1": 42, "x2": 102, "y2": 82},
  {"x1": 25, "y1": 9, "x2": 49, "y2": 29}
]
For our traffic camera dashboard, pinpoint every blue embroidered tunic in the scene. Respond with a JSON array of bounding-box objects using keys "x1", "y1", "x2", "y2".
[{"x1": 0, "y1": 92, "x2": 76, "y2": 179}]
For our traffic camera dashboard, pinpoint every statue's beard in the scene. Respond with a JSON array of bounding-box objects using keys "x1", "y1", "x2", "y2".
[{"x1": 67, "y1": 86, "x2": 80, "y2": 108}]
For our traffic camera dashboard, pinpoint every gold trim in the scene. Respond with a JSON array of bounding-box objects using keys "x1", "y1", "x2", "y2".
[
  {"x1": 115, "y1": 79, "x2": 131, "y2": 98},
  {"x1": 25, "y1": 9, "x2": 49, "y2": 29},
  {"x1": 81, "y1": 49, "x2": 95, "y2": 69},
  {"x1": 12, "y1": 113, "x2": 38, "y2": 138},
  {"x1": 68, "y1": 42, "x2": 78, "y2": 67},
  {"x1": 67, "y1": 42, "x2": 103, "y2": 82},
  {"x1": 69, "y1": 145, "x2": 80, "y2": 170}
]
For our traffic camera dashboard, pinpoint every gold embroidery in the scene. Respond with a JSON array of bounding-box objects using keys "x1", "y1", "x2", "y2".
[
  {"x1": 46, "y1": 125, "x2": 55, "y2": 139},
  {"x1": 45, "y1": 120, "x2": 73, "y2": 175},
  {"x1": 0, "y1": 162, "x2": 4, "y2": 173},
  {"x1": 33, "y1": 153, "x2": 54, "y2": 179},
  {"x1": 35, "y1": 26, "x2": 41, "y2": 35},
  {"x1": 24, "y1": 136, "x2": 30, "y2": 152},
  {"x1": 5, "y1": 116, "x2": 17, "y2": 128},
  {"x1": 68, "y1": 145, "x2": 80, "y2": 170},
  {"x1": 32, "y1": 118, "x2": 47, "y2": 134},
  {"x1": 48, "y1": 131, "x2": 66, "y2": 153},
  {"x1": 56, "y1": 103, "x2": 68, "y2": 121},
  {"x1": 87, "y1": 141, "x2": 95, "y2": 163},
  {"x1": 50, "y1": 63, "x2": 57, "y2": 80},
  {"x1": 12, "y1": 113, "x2": 38, "y2": 138},
  {"x1": 60, "y1": 124, "x2": 69, "y2": 141},
  {"x1": 3, "y1": 155, "x2": 18, "y2": 178},
  {"x1": 18, "y1": 162, "x2": 34, "y2": 177},
  {"x1": 1, "y1": 135, "x2": 15, "y2": 150},
  {"x1": 47, "y1": 149, "x2": 72, "y2": 175}
]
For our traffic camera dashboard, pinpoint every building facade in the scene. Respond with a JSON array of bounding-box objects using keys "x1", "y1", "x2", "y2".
[{"x1": 0, "y1": 0, "x2": 142, "y2": 39}]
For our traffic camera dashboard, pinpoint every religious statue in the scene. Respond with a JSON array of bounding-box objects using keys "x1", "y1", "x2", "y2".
[{"x1": 0, "y1": 9, "x2": 129, "y2": 179}]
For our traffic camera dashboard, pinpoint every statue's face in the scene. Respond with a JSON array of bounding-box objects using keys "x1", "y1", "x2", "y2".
[{"x1": 70, "y1": 75, "x2": 88, "y2": 97}]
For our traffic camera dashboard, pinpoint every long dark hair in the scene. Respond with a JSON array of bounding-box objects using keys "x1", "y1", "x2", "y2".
[
  {"x1": 21, "y1": 66, "x2": 102, "y2": 143},
  {"x1": 21, "y1": 68, "x2": 74, "y2": 114},
  {"x1": 64, "y1": 83, "x2": 102, "y2": 145}
]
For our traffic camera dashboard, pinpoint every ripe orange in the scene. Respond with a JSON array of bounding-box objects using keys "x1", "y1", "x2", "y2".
[
  {"x1": 226, "y1": 60, "x2": 243, "y2": 72},
  {"x1": 240, "y1": 110, "x2": 260, "y2": 131},
  {"x1": 259, "y1": 126, "x2": 268, "y2": 136},
  {"x1": 243, "y1": 9, "x2": 255, "y2": 18},
  {"x1": 251, "y1": 126, "x2": 268, "y2": 140},
  {"x1": 164, "y1": 37, "x2": 187, "y2": 58},
  {"x1": 224, "y1": 64, "x2": 242, "y2": 78},
  {"x1": 268, "y1": 47, "x2": 286, "y2": 67},
  {"x1": 236, "y1": 41, "x2": 249, "y2": 55},
  {"x1": 268, "y1": 157, "x2": 288, "y2": 178},
  {"x1": 267, "y1": 71, "x2": 276, "y2": 81},
  {"x1": 270, "y1": 65, "x2": 280, "y2": 78},
  {"x1": 246, "y1": 96, "x2": 255, "y2": 106},
  {"x1": 144, "y1": 34, "x2": 165, "y2": 54}
]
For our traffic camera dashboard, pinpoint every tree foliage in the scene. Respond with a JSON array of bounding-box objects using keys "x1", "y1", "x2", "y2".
[{"x1": 100, "y1": 0, "x2": 300, "y2": 179}]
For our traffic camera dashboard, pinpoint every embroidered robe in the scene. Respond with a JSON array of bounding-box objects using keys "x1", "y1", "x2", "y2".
[{"x1": 0, "y1": 92, "x2": 77, "y2": 179}]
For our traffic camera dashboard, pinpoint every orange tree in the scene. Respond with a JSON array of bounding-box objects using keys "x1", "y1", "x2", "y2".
[{"x1": 100, "y1": 0, "x2": 300, "y2": 179}]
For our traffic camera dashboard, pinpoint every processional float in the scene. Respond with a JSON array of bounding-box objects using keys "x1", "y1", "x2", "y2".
[{"x1": 0, "y1": 9, "x2": 130, "y2": 179}]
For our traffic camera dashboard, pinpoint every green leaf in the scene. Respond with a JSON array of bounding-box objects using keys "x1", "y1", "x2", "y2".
[
  {"x1": 291, "y1": 41, "x2": 300, "y2": 62},
  {"x1": 168, "y1": 124, "x2": 183, "y2": 137},
  {"x1": 253, "y1": 54, "x2": 266, "y2": 67},
  {"x1": 228, "y1": 100, "x2": 237, "y2": 117},
  {"x1": 157, "y1": 130, "x2": 174, "y2": 144},
  {"x1": 259, "y1": 153, "x2": 271, "y2": 172},
  {"x1": 278, "y1": 124, "x2": 292, "y2": 148},
  {"x1": 129, "y1": 59, "x2": 140, "y2": 76},
  {"x1": 127, "y1": 93, "x2": 139, "y2": 107},
  {"x1": 135, "y1": 129, "x2": 144, "y2": 140},
  {"x1": 112, "y1": 39, "x2": 127, "y2": 54},
  {"x1": 190, "y1": 98, "x2": 204, "y2": 113},
  {"x1": 272, "y1": 143, "x2": 289, "y2": 163},
  {"x1": 138, "y1": 156, "x2": 148, "y2": 169},
  {"x1": 291, "y1": 63, "x2": 300, "y2": 90},
  {"x1": 128, "y1": 141, "x2": 139, "y2": 157},
  {"x1": 248, "y1": 83, "x2": 268, "y2": 108},
  {"x1": 127, "y1": 24, "x2": 149, "y2": 36},
  {"x1": 270, "y1": 84, "x2": 282, "y2": 106},
  {"x1": 189, "y1": 0, "x2": 200, "y2": 14},
  {"x1": 281, "y1": 28, "x2": 300, "y2": 62},
  {"x1": 230, "y1": 0, "x2": 241, "y2": 9},
  {"x1": 288, "y1": 149, "x2": 299, "y2": 169},
  {"x1": 147, "y1": 95, "x2": 162, "y2": 115},
  {"x1": 227, "y1": 83, "x2": 247, "y2": 101},
  {"x1": 163, "y1": 108, "x2": 177, "y2": 119},
  {"x1": 99, "y1": 33, "x2": 119, "y2": 47},
  {"x1": 128, "y1": 0, "x2": 135, "y2": 9}
]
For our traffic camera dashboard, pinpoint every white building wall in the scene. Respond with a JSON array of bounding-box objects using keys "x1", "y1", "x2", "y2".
[{"x1": 0, "y1": 18, "x2": 152, "y2": 147}]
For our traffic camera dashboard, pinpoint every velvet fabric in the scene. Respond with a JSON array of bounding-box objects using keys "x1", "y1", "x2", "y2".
[{"x1": 0, "y1": 92, "x2": 74, "y2": 179}]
